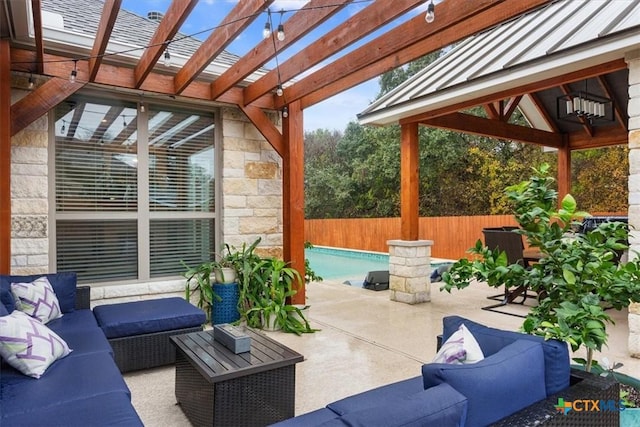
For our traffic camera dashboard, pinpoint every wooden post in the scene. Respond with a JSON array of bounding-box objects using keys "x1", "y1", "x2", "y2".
[
  {"x1": 557, "y1": 136, "x2": 571, "y2": 202},
  {"x1": 0, "y1": 40, "x2": 11, "y2": 273},
  {"x1": 282, "y1": 100, "x2": 305, "y2": 304},
  {"x1": 400, "y1": 123, "x2": 419, "y2": 240}
]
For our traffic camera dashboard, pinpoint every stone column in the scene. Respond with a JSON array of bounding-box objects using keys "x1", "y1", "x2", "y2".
[
  {"x1": 387, "y1": 239, "x2": 433, "y2": 304},
  {"x1": 626, "y1": 49, "x2": 640, "y2": 358}
]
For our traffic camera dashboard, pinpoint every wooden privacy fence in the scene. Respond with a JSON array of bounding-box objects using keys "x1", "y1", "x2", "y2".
[{"x1": 304, "y1": 215, "x2": 519, "y2": 260}]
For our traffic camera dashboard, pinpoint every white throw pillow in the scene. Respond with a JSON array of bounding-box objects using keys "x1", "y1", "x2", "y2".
[
  {"x1": 433, "y1": 324, "x2": 485, "y2": 364},
  {"x1": 0, "y1": 310, "x2": 71, "y2": 378},
  {"x1": 11, "y1": 277, "x2": 62, "y2": 324}
]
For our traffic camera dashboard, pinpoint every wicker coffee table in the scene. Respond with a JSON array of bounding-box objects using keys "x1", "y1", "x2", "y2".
[{"x1": 170, "y1": 327, "x2": 303, "y2": 427}]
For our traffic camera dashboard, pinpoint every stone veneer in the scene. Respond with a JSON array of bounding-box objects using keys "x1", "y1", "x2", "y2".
[
  {"x1": 8, "y1": 75, "x2": 283, "y2": 306},
  {"x1": 387, "y1": 240, "x2": 433, "y2": 304},
  {"x1": 627, "y1": 49, "x2": 640, "y2": 358}
]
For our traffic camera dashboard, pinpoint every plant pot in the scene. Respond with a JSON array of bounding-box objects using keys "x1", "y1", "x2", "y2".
[
  {"x1": 214, "y1": 267, "x2": 236, "y2": 284},
  {"x1": 262, "y1": 311, "x2": 281, "y2": 331},
  {"x1": 212, "y1": 282, "x2": 240, "y2": 325}
]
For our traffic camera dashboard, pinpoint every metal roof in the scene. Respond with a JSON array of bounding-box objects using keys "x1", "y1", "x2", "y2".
[{"x1": 358, "y1": 0, "x2": 640, "y2": 126}]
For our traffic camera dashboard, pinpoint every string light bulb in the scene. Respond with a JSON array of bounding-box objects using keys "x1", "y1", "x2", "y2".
[
  {"x1": 123, "y1": 116, "x2": 127, "y2": 127},
  {"x1": 140, "y1": 102, "x2": 146, "y2": 113},
  {"x1": 262, "y1": 21, "x2": 271, "y2": 39},
  {"x1": 61, "y1": 120, "x2": 66, "y2": 133},
  {"x1": 277, "y1": 24, "x2": 285, "y2": 41},
  {"x1": 163, "y1": 49, "x2": 171, "y2": 67},
  {"x1": 425, "y1": 1, "x2": 435, "y2": 23},
  {"x1": 28, "y1": 74, "x2": 34, "y2": 89},
  {"x1": 69, "y1": 60, "x2": 77, "y2": 83},
  {"x1": 282, "y1": 106, "x2": 289, "y2": 118},
  {"x1": 276, "y1": 84, "x2": 284, "y2": 97}
]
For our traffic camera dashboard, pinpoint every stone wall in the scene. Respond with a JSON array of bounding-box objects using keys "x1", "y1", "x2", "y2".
[
  {"x1": 627, "y1": 49, "x2": 640, "y2": 358},
  {"x1": 220, "y1": 107, "x2": 283, "y2": 259},
  {"x1": 10, "y1": 75, "x2": 49, "y2": 277},
  {"x1": 8, "y1": 76, "x2": 284, "y2": 305}
]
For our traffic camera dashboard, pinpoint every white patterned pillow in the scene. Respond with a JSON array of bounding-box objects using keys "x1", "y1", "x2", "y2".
[
  {"x1": 433, "y1": 324, "x2": 485, "y2": 364},
  {"x1": 11, "y1": 277, "x2": 62, "y2": 324},
  {"x1": 0, "y1": 310, "x2": 71, "y2": 378}
]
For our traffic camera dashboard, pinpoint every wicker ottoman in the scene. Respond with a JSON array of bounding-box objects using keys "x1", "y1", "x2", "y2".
[{"x1": 93, "y1": 297, "x2": 206, "y2": 373}]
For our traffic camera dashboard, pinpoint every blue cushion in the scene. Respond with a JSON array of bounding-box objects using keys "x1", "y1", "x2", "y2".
[
  {"x1": 337, "y1": 383, "x2": 467, "y2": 427},
  {"x1": 0, "y1": 301, "x2": 8, "y2": 317},
  {"x1": 93, "y1": 297, "x2": 206, "y2": 339},
  {"x1": 423, "y1": 339, "x2": 546, "y2": 427},
  {"x1": 0, "y1": 352, "x2": 130, "y2": 416},
  {"x1": 47, "y1": 309, "x2": 99, "y2": 336},
  {"x1": 270, "y1": 408, "x2": 341, "y2": 426},
  {"x1": 0, "y1": 279, "x2": 15, "y2": 313},
  {"x1": 0, "y1": 391, "x2": 142, "y2": 426},
  {"x1": 327, "y1": 376, "x2": 424, "y2": 416},
  {"x1": 56, "y1": 327, "x2": 114, "y2": 358},
  {"x1": 442, "y1": 315, "x2": 570, "y2": 396},
  {"x1": 0, "y1": 273, "x2": 77, "y2": 313}
]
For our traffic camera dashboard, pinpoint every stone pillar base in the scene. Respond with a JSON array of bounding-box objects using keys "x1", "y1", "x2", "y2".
[{"x1": 387, "y1": 239, "x2": 434, "y2": 304}]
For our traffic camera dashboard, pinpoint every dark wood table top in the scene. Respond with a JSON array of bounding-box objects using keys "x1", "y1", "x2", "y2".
[{"x1": 170, "y1": 327, "x2": 303, "y2": 384}]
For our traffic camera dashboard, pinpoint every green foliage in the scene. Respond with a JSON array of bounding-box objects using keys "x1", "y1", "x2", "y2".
[
  {"x1": 442, "y1": 164, "x2": 640, "y2": 371},
  {"x1": 181, "y1": 260, "x2": 221, "y2": 323},
  {"x1": 304, "y1": 241, "x2": 323, "y2": 284},
  {"x1": 226, "y1": 238, "x2": 316, "y2": 335}
]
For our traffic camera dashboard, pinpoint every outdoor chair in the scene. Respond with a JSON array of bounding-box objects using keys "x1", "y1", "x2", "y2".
[{"x1": 481, "y1": 227, "x2": 535, "y2": 316}]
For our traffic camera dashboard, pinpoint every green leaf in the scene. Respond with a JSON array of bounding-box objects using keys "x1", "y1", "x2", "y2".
[{"x1": 562, "y1": 269, "x2": 576, "y2": 285}]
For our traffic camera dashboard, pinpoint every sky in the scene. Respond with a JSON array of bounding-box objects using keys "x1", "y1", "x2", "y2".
[{"x1": 120, "y1": 0, "x2": 427, "y2": 133}]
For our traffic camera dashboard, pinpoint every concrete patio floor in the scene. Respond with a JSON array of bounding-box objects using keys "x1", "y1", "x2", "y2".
[{"x1": 125, "y1": 276, "x2": 640, "y2": 426}]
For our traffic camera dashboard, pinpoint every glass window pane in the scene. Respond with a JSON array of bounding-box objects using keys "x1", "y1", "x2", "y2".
[
  {"x1": 149, "y1": 109, "x2": 215, "y2": 212},
  {"x1": 55, "y1": 100, "x2": 138, "y2": 212},
  {"x1": 56, "y1": 220, "x2": 138, "y2": 283},
  {"x1": 150, "y1": 219, "x2": 214, "y2": 277}
]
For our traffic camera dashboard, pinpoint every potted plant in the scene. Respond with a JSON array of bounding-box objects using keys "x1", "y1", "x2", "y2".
[
  {"x1": 227, "y1": 237, "x2": 316, "y2": 335},
  {"x1": 181, "y1": 260, "x2": 220, "y2": 323},
  {"x1": 442, "y1": 163, "x2": 640, "y2": 372}
]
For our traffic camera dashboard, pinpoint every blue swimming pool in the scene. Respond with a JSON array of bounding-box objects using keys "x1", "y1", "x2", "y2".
[{"x1": 305, "y1": 246, "x2": 389, "y2": 284}]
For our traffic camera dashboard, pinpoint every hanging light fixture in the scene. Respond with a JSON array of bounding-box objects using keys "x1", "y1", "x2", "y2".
[
  {"x1": 69, "y1": 60, "x2": 78, "y2": 83},
  {"x1": 276, "y1": 10, "x2": 285, "y2": 41},
  {"x1": 282, "y1": 106, "x2": 289, "y2": 118},
  {"x1": 556, "y1": 79, "x2": 614, "y2": 126},
  {"x1": 276, "y1": 84, "x2": 284, "y2": 97},
  {"x1": 425, "y1": 0, "x2": 435, "y2": 23},
  {"x1": 163, "y1": 49, "x2": 171, "y2": 67},
  {"x1": 60, "y1": 120, "x2": 66, "y2": 133},
  {"x1": 28, "y1": 74, "x2": 34, "y2": 89}
]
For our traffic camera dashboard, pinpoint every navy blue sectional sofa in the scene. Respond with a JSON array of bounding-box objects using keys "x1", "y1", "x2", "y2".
[
  {"x1": 0, "y1": 273, "x2": 144, "y2": 426},
  {"x1": 272, "y1": 315, "x2": 577, "y2": 427}
]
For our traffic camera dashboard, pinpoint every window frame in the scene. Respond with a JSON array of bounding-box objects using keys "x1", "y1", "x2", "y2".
[{"x1": 49, "y1": 90, "x2": 222, "y2": 285}]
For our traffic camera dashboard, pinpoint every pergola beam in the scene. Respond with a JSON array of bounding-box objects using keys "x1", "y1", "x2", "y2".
[
  {"x1": 294, "y1": 0, "x2": 552, "y2": 109},
  {"x1": 242, "y1": 0, "x2": 425, "y2": 105},
  {"x1": 211, "y1": 0, "x2": 347, "y2": 101},
  {"x1": 174, "y1": 0, "x2": 270, "y2": 94},
  {"x1": 133, "y1": 0, "x2": 198, "y2": 88},
  {"x1": 420, "y1": 112, "x2": 564, "y2": 148},
  {"x1": 30, "y1": 0, "x2": 44, "y2": 74},
  {"x1": 88, "y1": 0, "x2": 122, "y2": 82},
  {"x1": 238, "y1": 104, "x2": 284, "y2": 157}
]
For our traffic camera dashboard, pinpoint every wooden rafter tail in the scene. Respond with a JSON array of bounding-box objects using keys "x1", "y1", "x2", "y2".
[
  {"x1": 243, "y1": 0, "x2": 426, "y2": 105},
  {"x1": 211, "y1": 0, "x2": 347, "y2": 101}
]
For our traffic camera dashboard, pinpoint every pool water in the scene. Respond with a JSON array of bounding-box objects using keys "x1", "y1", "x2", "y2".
[{"x1": 305, "y1": 247, "x2": 389, "y2": 284}]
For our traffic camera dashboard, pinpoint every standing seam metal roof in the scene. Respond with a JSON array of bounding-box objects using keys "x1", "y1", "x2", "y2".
[{"x1": 359, "y1": 0, "x2": 640, "y2": 125}]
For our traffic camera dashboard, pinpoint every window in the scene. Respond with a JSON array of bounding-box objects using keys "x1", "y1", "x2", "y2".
[{"x1": 54, "y1": 98, "x2": 216, "y2": 283}]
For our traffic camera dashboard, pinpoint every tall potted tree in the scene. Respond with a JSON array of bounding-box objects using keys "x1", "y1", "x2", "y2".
[{"x1": 442, "y1": 164, "x2": 640, "y2": 372}]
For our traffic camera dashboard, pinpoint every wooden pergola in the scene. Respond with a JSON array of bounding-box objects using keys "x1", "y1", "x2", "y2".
[{"x1": 1, "y1": 0, "x2": 555, "y2": 302}]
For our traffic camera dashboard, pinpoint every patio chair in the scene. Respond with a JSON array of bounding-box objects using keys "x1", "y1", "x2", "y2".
[{"x1": 481, "y1": 227, "x2": 533, "y2": 316}]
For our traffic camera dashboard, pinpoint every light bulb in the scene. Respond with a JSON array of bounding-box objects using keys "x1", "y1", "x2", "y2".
[
  {"x1": 164, "y1": 50, "x2": 171, "y2": 67},
  {"x1": 140, "y1": 103, "x2": 146, "y2": 113},
  {"x1": 70, "y1": 69, "x2": 77, "y2": 83},
  {"x1": 276, "y1": 85, "x2": 283, "y2": 97},
  {"x1": 262, "y1": 22, "x2": 271, "y2": 39},
  {"x1": 425, "y1": 2, "x2": 435, "y2": 23},
  {"x1": 277, "y1": 24, "x2": 285, "y2": 41},
  {"x1": 28, "y1": 75, "x2": 34, "y2": 89},
  {"x1": 282, "y1": 106, "x2": 289, "y2": 118}
]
